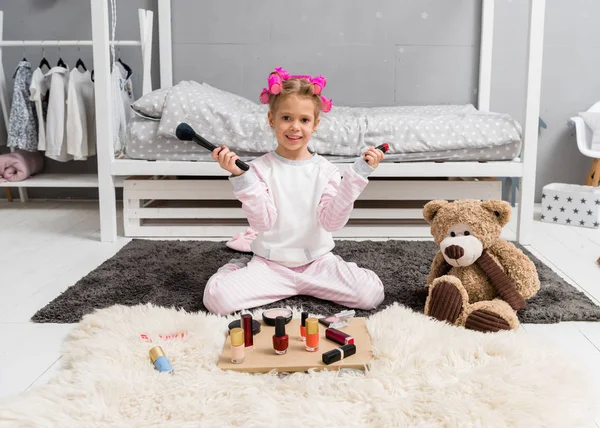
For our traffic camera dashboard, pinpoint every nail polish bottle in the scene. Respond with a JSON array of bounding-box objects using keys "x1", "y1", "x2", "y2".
[
  {"x1": 272, "y1": 315, "x2": 289, "y2": 355},
  {"x1": 300, "y1": 312, "x2": 308, "y2": 341},
  {"x1": 241, "y1": 314, "x2": 253, "y2": 350},
  {"x1": 305, "y1": 317, "x2": 319, "y2": 352},
  {"x1": 149, "y1": 346, "x2": 174, "y2": 374},
  {"x1": 230, "y1": 327, "x2": 245, "y2": 363}
]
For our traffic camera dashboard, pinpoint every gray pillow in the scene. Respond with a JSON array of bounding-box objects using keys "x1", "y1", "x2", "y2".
[{"x1": 130, "y1": 86, "x2": 172, "y2": 120}]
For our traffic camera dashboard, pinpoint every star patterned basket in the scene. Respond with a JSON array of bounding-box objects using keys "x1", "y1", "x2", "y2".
[{"x1": 540, "y1": 183, "x2": 600, "y2": 228}]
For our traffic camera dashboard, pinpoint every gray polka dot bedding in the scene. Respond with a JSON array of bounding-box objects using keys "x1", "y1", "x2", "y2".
[{"x1": 125, "y1": 81, "x2": 522, "y2": 163}]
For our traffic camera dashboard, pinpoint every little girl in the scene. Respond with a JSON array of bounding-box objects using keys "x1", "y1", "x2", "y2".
[{"x1": 203, "y1": 67, "x2": 386, "y2": 315}]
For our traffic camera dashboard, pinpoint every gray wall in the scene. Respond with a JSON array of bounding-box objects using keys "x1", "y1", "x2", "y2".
[{"x1": 1, "y1": 0, "x2": 597, "y2": 202}]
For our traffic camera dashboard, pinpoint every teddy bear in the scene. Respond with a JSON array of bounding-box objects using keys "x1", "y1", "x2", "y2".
[{"x1": 421, "y1": 199, "x2": 540, "y2": 332}]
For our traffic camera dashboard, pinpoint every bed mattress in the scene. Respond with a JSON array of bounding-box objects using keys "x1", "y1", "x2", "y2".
[{"x1": 124, "y1": 115, "x2": 521, "y2": 163}]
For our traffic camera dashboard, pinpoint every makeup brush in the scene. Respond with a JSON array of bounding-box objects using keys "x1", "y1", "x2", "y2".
[{"x1": 175, "y1": 123, "x2": 250, "y2": 172}]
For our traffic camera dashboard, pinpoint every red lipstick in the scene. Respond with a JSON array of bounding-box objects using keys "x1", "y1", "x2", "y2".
[
  {"x1": 272, "y1": 316, "x2": 289, "y2": 355},
  {"x1": 241, "y1": 314, "x2": 253, "y2": 349},
  {"x1": 325, "y1": 328, "x2": 355, "y2": 346},
  {"x1": 376, "y1": 143, "x2": 389, "y2": 153}
]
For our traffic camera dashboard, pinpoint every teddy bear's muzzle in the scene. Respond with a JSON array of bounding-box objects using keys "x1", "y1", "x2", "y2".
[{"x1": 440, "y1": 235, "x2": 484, "y2": 267}]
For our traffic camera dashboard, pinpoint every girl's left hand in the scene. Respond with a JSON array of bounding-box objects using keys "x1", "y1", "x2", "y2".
[{"x1": 364, "y1": 146, "x2": 385, "y2": 168}]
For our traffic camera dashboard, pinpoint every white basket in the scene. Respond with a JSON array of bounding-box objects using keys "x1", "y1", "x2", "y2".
[{"x1": 540, "y1": 183, "x2": 600, "y2": 228}]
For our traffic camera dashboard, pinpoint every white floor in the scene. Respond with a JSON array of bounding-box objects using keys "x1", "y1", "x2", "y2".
[{"x1": 0, "y1": 199, "x2": 599, "y2": 426}]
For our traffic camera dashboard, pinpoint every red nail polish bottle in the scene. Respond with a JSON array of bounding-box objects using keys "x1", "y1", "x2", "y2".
[{"x1": 272, "y1": 316, "x2": 288, "y2": 355}]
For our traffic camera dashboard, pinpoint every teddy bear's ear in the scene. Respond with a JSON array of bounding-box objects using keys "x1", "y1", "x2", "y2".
[
  {"x1": 423, "y1": 200, "x2": 449, "y2": 224},
  {"x1": 482, "y1": 200, "x2": 512, "y2": 226}
]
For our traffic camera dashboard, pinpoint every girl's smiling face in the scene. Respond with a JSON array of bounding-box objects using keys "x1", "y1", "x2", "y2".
[{"x1": 268, "y1": 94, "x2": 320, "y2": 160}]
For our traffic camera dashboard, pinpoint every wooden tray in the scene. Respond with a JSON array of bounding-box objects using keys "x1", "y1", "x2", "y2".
[{"x1": 217, "y1": 317, "x2": 373, "y2": 373}]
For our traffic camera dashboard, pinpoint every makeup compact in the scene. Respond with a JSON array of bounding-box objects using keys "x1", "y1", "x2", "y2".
[
  {"x1": 318, "y1": 309, "x2": 356, "y2": 329},
  {"x1": 261, "y1": 308, "x2": 293, "y2": 326}
]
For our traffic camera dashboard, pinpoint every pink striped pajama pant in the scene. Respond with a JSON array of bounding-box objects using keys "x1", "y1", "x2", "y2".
[{"x1": 203, "y1": 252, "x2": 385, "y2": 315}]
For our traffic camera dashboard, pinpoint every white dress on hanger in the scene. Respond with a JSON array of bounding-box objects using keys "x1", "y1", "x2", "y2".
[
  {"x1": 111, "y1": 61, "x2": 134, "y2": 155},
  {"x1": 66, "y1": 68, "x2": 96, "y2": 160},
  {"x1": 45, "y1": 65, "x2": 73, "y2": 162},
  {"x1": 29, "y1": 67, "x2": 50, "y2": 151}
]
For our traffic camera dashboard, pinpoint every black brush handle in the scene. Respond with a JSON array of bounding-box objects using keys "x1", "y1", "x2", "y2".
[{"x1": 192, "y1": 133, "x2": 250, "y2": 172}]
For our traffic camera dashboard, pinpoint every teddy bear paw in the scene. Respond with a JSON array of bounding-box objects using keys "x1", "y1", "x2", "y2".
[
  {"x1": 465, "y1": 309, "x2": 511, "y2": 333},
  {"x1": 425, "y1": 280, "x2": 464, "y2": 324}
]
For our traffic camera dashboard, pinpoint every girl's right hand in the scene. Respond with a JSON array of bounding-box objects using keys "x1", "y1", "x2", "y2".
[{"x1": 212, "y1": 145, "x2": 245, "y2": 176}]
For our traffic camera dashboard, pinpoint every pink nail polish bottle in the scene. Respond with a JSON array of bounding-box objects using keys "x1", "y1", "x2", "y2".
[{"x1": 230, "y1": 328, "x2": 245, "y2": 364}]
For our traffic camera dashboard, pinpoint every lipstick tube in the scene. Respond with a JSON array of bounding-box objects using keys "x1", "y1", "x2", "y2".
[
  {"x1": 305, "y1": 317, "x2": 319, "y2": 352},
  {"x1": 300, "y1": 312, "x2": 308, "y2": 341},
  {"x1": 325, "y1": 328, "x2": 355, "y2": 346},
  {"x1": 272, "y1": 316, "x2": 289, "y2": 355},
  {"x1": 241, "y1": 314, "x2": 253, "y2": 349},
  {"x1": 322, "y1": 344, "x2": 357, "y2": 365},
  {"x1": 376, "y1": 143, "x2": 389, "y2": 153}
]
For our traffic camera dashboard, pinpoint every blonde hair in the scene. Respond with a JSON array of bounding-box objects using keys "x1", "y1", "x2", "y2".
[{"x1": 268, "y1": 78, "x2": 323, "y2": 120}]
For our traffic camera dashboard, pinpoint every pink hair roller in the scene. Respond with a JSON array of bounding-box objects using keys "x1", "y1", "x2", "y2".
[
  {"x1": 259, "y1": 88, "x2": 271, "y2": 104},
  {"x1": 321, "y1": 96, "x2": 332, "y2": 112},
  {"x1": 268, "y1": 73, "x2": 283, "y2": 94},
  {"x1": 310, "y1": 75, "x2": 326, "y2": 95},
  {"x1": 274, "y1": 66, "x2": 290, "y2": 80}
]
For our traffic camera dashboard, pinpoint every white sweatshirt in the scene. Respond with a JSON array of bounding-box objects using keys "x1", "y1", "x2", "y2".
[{"x1": 230, "y1": 152, "x2": 374, "y2": 267}]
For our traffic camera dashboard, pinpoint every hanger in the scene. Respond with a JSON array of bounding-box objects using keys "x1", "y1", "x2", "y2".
[
  {"x1": 38, "y1": 42, "x2": 50, "y2": 70},
  {"x1": 75, "y1": 41, "x2": 87, "y2": 71},
  {"x1": 117, "y1": 58, "x2": 132, "y2": 79},
  {"x1": 76, "y1": 58, "x2": 87, "y2": 71},
  {"x1": 39, "y1": 57, "x2": 50, "y2": 70},
  {"x1": 115, "y1": 46, "x2": 132, "y2": 79},
  {"x1": 56, "y1": 44, "x2": 66, "y2": 68}
]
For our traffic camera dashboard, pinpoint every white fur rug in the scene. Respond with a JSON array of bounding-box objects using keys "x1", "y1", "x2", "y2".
[{"x1": 0, "y1": 303, "x2": 598, "y2": 427}]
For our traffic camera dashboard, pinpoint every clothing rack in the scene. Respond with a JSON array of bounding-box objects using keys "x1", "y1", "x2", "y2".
[
  {"x1": 0, "y1": 8, "x2": 153, "y2": 202},
  {"x1": 0, "y1": 41, "x2": 140, "y2": 46}
]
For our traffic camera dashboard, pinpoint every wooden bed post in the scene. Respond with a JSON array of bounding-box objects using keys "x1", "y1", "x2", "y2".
[
  {"x1": 158, "y1": 0, "x2": 173, "y2": 88},
  {"x1": 517, "y1": 0, "x2": 545, "y2": 245},
  {"x1": 91, "y1": 0, "x2": 118, "y2": 242},
  {"x1": 478, "y1": 0, "x2": 494, "y2": 112}
]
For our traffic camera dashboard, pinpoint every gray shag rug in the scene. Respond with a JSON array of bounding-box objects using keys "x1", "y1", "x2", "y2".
[{"x1": 32, "y1": 239, "x2": 600, "y2": 324}]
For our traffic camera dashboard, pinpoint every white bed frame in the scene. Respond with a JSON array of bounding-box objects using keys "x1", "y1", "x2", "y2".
[{"x1": 3, "y1": 0, "x2": 546, "y2": 245}]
